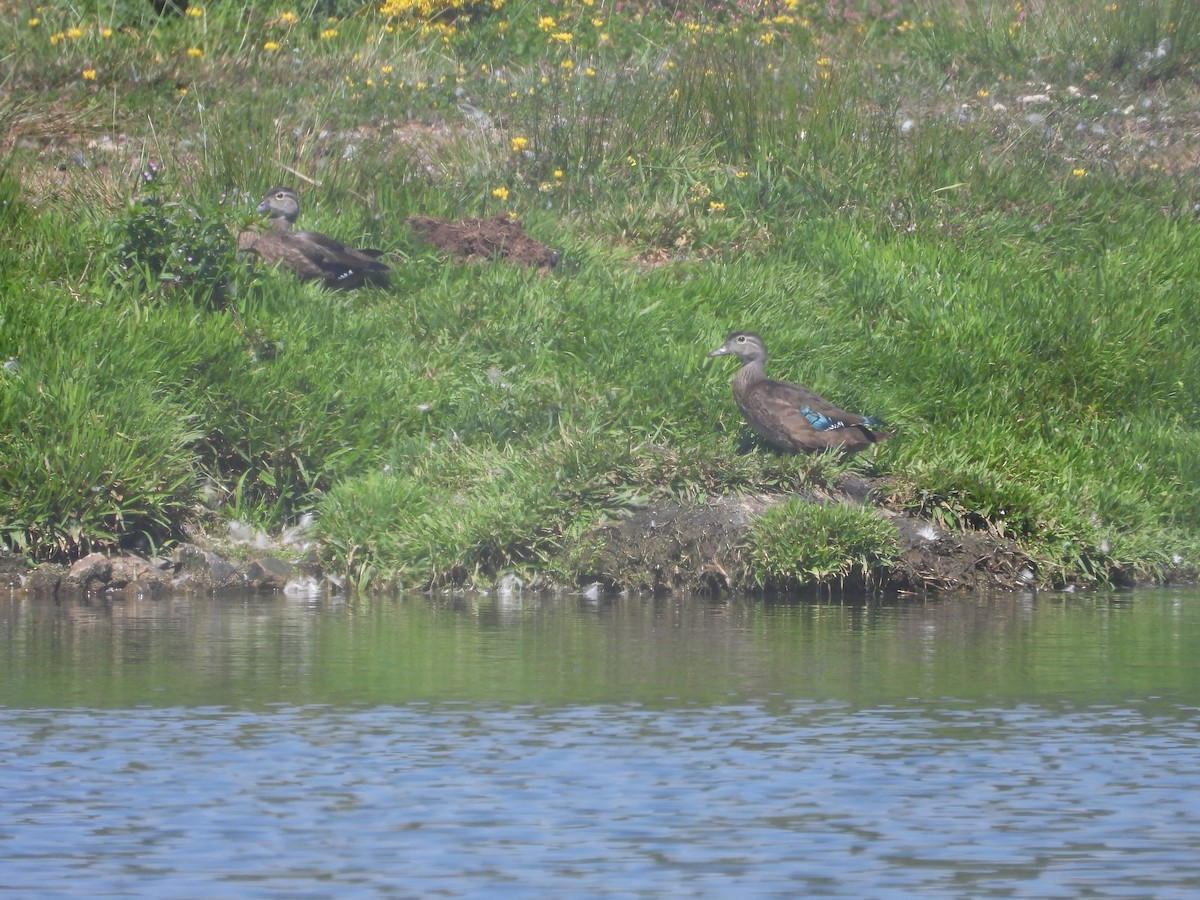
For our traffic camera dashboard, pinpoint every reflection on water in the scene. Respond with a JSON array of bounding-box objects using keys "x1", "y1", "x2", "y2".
[{"x1": 2, "y1": 588, "x2": 1200, "y2": 895}]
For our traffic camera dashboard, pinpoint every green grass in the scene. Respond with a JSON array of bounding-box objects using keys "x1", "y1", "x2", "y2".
[
  {"x1": 2, "y1": 0, "x2": 1199, "y2": 589},
  {"x1": 751, "y1": 498, "x2": 901, "y2": 591}
]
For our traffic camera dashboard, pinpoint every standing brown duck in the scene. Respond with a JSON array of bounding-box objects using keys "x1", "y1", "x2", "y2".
[
  {"x1": 237, "y1": 186, "x2": 390, "y2": 289},
  {"x1": 708, "y1": 331, "x2": 892, "y2": 454}
]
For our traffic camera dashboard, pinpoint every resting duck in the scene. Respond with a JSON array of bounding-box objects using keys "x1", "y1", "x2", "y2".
[
  {"x1": 708, "y1": 331, "x2": 892, "y2": 454},
  {"x1": 237, "y1": 186, "x2": 390, "y2": 289}
]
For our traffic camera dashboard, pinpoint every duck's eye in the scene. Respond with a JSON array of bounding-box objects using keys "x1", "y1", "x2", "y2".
[
  {"x1": 275, "y1": 192, "x2": 286, "y2": 199},
  {"x1": 736, "y1": 335, "x2": 746, "y2": 343}
]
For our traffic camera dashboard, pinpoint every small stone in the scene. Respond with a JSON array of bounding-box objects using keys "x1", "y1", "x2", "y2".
[
  {"x1": 174, "y1": 543, "x2": 236, "y2": 585},
  {"x1": 68, "y1": 552, "x2": 112, "y2": 587},
  {"x1": 107, "y1": 555, "x2": 172, "y2": 597},
  {"x1": 242, "y1": 556, "x2": 296, "y2": 591}
]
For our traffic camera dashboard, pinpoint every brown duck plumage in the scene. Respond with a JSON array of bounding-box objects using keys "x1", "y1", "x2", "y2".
[
  {"x1": 708, "y1": 331, "x2": 892, "y2": 454},
  {"x1": 237, "y1": 186, "x2": 390, "y2": 289}
]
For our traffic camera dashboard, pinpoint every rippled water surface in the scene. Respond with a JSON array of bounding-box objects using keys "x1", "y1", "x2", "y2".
[{"x1": 3, "y1": 588, "x2": 1200, "y2": 896}]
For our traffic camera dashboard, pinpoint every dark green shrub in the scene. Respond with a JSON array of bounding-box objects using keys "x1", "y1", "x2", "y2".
[{"x1": 107, "y1": 192, "x2": 246, "y2": 309}]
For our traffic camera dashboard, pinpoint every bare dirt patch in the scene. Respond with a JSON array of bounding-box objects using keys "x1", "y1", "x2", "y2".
[{"x1": 406, "y1": 213, "x2": 561, "y2": 271}]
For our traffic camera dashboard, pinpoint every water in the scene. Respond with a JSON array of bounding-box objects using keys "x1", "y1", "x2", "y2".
[{"x1": 3, "y1": 588, "x2": 1200, "y2": 896}]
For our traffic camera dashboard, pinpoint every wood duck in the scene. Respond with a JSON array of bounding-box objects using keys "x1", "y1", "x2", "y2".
[
  {"x1": 237, "y1": 187, "x2": 390, "y2": 289},
  {"x1": 708, "y1": 331, "x2": 892, "y2": 454}
]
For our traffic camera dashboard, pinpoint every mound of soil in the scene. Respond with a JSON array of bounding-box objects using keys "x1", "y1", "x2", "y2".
[
  {"x1": 575, "y1": 480, "x2": 1038, "y2": 596},
  {"x1": 407, "y1": 213, "x2": 560, "y2": 272}
]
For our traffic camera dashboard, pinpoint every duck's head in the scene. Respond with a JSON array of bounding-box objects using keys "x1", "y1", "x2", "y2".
[
  {"x1": 708, "y1": 331, "x2": 768, "y2": 364},
  {"x1": 256, "y1": 186, "x2": 302, "y2": 223}
]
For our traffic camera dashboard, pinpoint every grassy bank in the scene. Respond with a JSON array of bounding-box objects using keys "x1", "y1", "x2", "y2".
[{"x1": 2, "y1": 0, "x2": 1198, "y2": 591}]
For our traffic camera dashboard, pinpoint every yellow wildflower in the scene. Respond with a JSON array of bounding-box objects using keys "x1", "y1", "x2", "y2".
[
  {"x1": 511, "y1": 136, "x2": 528, "y2": 152},
  {"x1": 585, "y1": 67, "x2": 596, "y2": 77},
  {"x1": 550, "y1": 31, "x2": 572, "y2": 43},
  {"x1": 28, "y1": 17, "x2": 39, "y2": 26},
  {"x1": 320, "y1": 28, "x2": 338, "y2": 39},
  {"x1": 592, "y1": 18, "x2": 603, "y2": 27},
  {"x1": 1072, "y1": 168, "x2": 1087, "y2": 177},
  {"x1": 978, "y1": 88, "x2": 990, "y2": 98},
  {"x1": 82, "y1": 68, "x2": 96, "y2": 80},
  {"x1": 538, "y1": 16, "x2": 556, "y2": 30},
  {"x1": 280, "y1": 11, "x2": 299, "y2": 24},
  {"x1": 185, "y1": 6, "x2": 203, "y2": 16},
  {"x1": 736, "y1": 170, "x2": 748, "y2": 179},
  {"x1": 760, "y1": 31, "x2": 774, "y2": 44},
  {"x1": 709, "y1": 201, "x2": 725, "y2": 212},
  {"x1": 560, "y1": 59, "x2": 573, "y2": 71},
  {"x1": 263, "y1": 40, "x2": 280, "y2": 51},
  {"x1": 187, "y1": 47, "x2": 204, "y2": 58},
  {"x1": 67, "y1": 26, "x2": 82, "y2": 38},
  {"x1": 492, "y1": 186, "x2": 509, "y2": 201},
  {"x1": 101, "y1": 27, "x2": 113, "y2": 37},
  {"x1": 381, "y1": 65, "x2": 393, "y2": 74},
  {"x1": 553, "y1": 170, "x2": 563, "y2": 179}
]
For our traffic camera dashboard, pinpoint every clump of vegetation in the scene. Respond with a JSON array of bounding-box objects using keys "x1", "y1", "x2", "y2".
[
  {"x1": 751, "y1": 499, "x2": 901, "y2": 591},
  {"x1": 107, "y1": 191, "x2": 245, "y2": 308},
  {"x1": 2, "y1": 0, "x2": 1199, "y2": 590},
  {"x1": 0, "y1": 344, "x2": 200, "y2": 560}
]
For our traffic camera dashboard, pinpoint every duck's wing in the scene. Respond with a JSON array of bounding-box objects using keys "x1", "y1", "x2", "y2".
[
  {"x1": 288, "y1": 231, "x2": 391, "y2": 287},
  {"x1": 766, "y1": 378, "x2": 888, "y2": 430},
  {"x1": 240, "y1": 231, "x2": 327, "y2": 281},
  {"x1": 739, "y1": 380, "x2": 888, "y2": 453},
  {"x1": 242, "y1": 222, "x2": 390, "y2": 287}
]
